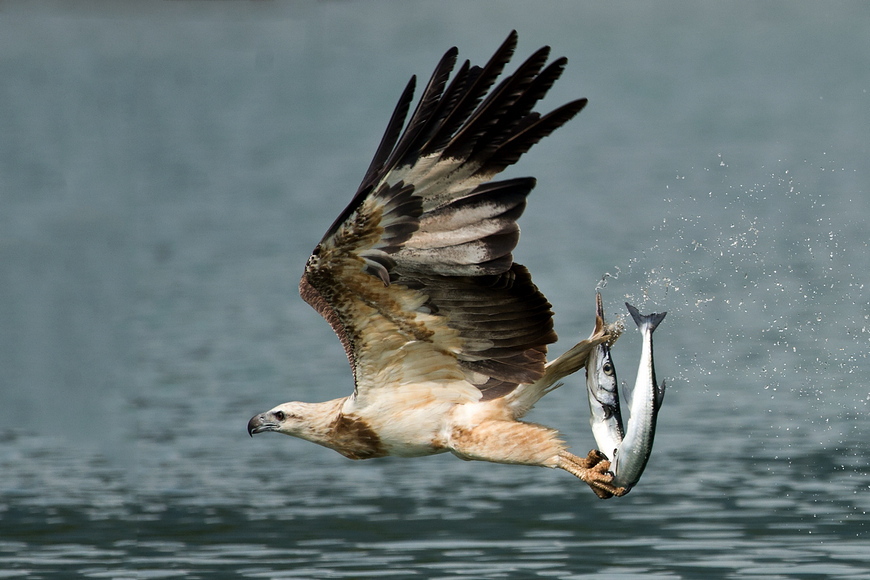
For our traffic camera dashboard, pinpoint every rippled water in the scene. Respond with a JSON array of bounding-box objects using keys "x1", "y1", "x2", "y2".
[{"x1": 3, "y1": 2, "x2": 870, "y2": 578}]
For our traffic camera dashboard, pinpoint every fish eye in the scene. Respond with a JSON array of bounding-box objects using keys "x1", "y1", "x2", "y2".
[
  {"x1": 603, "y1": 362, "x2": 614, "y2": 375},
  {"x1": 274, "y1": 411, "x2": 286, "y2": 422}
]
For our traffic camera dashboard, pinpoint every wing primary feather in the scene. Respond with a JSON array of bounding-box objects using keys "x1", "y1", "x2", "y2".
[
  {"x1": 357, "y1": 76, "x2": 416, "y2": 194},
  {"x1": 404, "y1": 58, "x2": 473, "y2": 162},
  {"x1": 478, "y1": 98, "x2": 588, "y2": 176},
  {"x1": 320, "y1": 77, "x2": 417, "y2": 245},
  {"x1": 473, "y1": 56, "x2": 569, "y2": 160},
  {"x1": 425, "y1": 31, "x2": 519, "y2": 157},
  {"x1": 444, "y1": 45, "x2": 551, "y2": 161},
  {"x1": 381, "y1": 47, "x2": 459, "y2": 174}
]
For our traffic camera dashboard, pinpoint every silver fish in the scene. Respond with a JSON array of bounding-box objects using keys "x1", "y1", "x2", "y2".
[
  {"x1": 611, "y1": 303, "x2": 667, "y2": 491},
  {"x1": 585, "y1": 292, "x2": 624, "y2": 461}
]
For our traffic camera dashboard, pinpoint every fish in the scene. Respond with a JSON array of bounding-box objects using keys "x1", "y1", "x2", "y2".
[
  {"x1": 585, "y1": 292, "x2": 624, "y2": 461},
  {"x1": 611, "y1": 302, "x2": 667, "y2": 491}
]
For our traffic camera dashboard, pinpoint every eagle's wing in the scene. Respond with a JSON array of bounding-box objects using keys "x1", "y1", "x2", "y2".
[{"x1": 299, "y1": 31, "x2": 587, "y2": 405}]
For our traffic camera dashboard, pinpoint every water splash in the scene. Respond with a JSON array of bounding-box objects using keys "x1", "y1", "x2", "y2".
[
  {"x1": 595, "y1": 267, "x2": 621, "y2": 291},
  {"x1": 606, "y1": 155, "x2": 870, "y2": 421}
]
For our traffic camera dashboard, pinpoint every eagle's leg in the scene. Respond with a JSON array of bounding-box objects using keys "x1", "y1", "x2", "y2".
[
  {"x1": 556, "y1": 450, "x2": 626, "y2": 499},
  {"x1": 447, "y1": 421, "x2": 626, "y2": 499}
]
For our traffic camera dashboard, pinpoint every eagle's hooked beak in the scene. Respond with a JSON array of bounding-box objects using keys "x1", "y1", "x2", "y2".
[{"x1": 247, "y1": 413, "x2": 278, "y2": 437}]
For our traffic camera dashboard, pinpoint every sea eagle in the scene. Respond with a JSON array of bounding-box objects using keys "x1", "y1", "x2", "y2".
[{"x1": 248, "y1": 31, "x2": 625, "y2": 499}]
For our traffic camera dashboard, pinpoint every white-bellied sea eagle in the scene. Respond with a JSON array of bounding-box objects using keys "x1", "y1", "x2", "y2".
[{"x1": 247, "y1": 31, "x2": 625, "y2": 499}]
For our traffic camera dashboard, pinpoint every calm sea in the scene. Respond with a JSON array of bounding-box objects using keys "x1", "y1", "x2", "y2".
[{"x1": 2, "y1": 2, "x2": 869, "y2": 578}]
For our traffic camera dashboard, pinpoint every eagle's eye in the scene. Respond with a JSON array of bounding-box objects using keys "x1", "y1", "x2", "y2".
[{"x1": 274, "y1": 411, "x2": 286, "y2": 422}]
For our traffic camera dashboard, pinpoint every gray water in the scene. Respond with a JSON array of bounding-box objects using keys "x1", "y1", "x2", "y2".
[{"x1": 2, "y1": 2, "x2": 870, "y2": 578}]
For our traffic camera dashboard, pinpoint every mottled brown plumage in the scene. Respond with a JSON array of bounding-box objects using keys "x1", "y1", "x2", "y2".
[{"x1": 247, "y1": 32, "x2": 625, "y2": 499}]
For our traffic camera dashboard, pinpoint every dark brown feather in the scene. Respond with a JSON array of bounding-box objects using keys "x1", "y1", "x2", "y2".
[{"x1": 397, "y1": 263, "x2": 556, "y2": 390}]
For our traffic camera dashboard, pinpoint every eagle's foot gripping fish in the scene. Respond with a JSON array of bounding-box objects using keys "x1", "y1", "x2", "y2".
[
  {"x1": 556, "y1": 449, "x2": 626, "y2": 499},
  {"x1": 585, "y1": 295, "x2": 666, "y2": 494}
]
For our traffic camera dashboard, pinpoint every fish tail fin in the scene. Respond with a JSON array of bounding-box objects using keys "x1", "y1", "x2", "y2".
[
  {"x1": 625, "y1": 303, "x2": 667, "y2": 333},
  {"x1": 595, "y1": 291, "x2": 605, "y2": 325}
]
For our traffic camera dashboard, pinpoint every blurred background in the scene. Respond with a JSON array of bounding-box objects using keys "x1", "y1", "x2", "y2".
[{"x1": 2, "y1": 1, "x2": 869, "y2": 577}]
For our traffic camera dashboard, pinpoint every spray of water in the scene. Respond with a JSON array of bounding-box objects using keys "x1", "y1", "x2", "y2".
[{"x1": 607, "y1": 154, "x2": 869, "y2": 430}]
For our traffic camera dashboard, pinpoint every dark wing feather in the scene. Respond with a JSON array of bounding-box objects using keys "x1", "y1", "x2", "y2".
[
  {"x1": 425, "y1": 32, "x2": 519, "y2": 157},
  {"x1": 300, "y1": 32, "x2": 585, "y2": 400}
]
